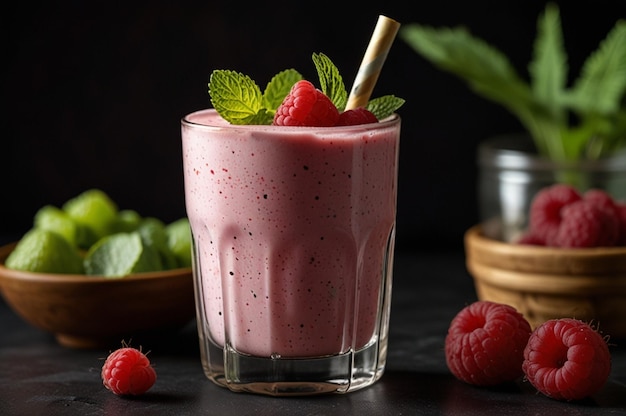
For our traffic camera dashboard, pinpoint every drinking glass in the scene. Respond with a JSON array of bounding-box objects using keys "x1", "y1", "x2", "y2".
[{"x1": 181, "y1": 109, "x2": 401, "y2": 396}]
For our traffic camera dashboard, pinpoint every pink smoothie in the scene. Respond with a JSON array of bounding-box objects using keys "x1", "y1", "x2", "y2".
[{"x1": 182, "y1": 109, "x2": 400, "y2": 358}]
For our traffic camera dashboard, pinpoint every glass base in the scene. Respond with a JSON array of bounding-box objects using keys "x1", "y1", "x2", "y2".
[{"x1": 199, "y1": 336, "x2": 387, "y2": 396}]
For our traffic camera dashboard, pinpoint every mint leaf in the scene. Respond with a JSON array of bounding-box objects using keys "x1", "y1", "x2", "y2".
[
  {"x1": 210, "y1": 69, "x2": 300, "y2": 125},
  {"x1": 530, "y1": 3, "x2": 567, "y2": 122},
  {"x1": 557, "y1": 18, "x2": 626, "y2": 159},
  {"x1": 527, "y1": 3, "x2": 569, "y2": 159},
  {"x1": 400, "y1": 24, "x2": 534, "y2": 114},
  {"x1": 400, "y1": 23, "x2": 559, "y2": 158},
  {"x1": 567, "y1": 20, "x2": 626, "y2": 115},
  {"x1": 209, "y1": 70, "x2": 265, "y2": 125},
  {"x1": 244, "y1": 109, "x2": 274, "y2": 125},
  {"x1": 262, "y1": 69, "x2": 303, "y2": 112},
  {"x1": 313, "y1": 53, "x2": 348, "y2": 111},
  {"x1": 367, "y1": 95, "x2": 405, "y2": 120}
]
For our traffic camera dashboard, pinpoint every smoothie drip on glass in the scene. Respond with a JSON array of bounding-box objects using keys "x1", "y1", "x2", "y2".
[{"x1": 183, "y1": 109, "x2": 399, "y2": 358}]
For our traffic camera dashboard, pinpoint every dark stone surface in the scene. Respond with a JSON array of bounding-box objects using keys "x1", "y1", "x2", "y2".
[{"x1": 2, "y1": 249, "x2": 625, "y2": 415}]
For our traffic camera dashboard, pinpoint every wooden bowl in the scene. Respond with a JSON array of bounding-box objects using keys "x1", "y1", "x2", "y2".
[
  {"x1": 464, "y1": 225, "x2": 626, "y2": 338},
  {"x1": 0, "y1": 242, "x2": 196, "y2": 349}
]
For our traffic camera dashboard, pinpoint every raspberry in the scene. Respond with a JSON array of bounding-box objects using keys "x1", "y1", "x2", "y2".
[
  {"x1": 273, "y1": 80, "x2": 339, "y2": 127},
  {"x1": 584, "y1": 189, "x2": 625, "y2": 246},
  {"x1": 336, "y1": 107, "x2": 378, "y2": 126},
  {"x1": 583, "y1": 188, "x2": 617, "y2": 213},
  {"x1": 445, "y1": 301, "x2": 532, "y2": 386},
  {"x1": 101, "y1": 346, "x2": 157, "y2": 396},
  {"x1": 554, "y1": 199, "x2": 619, "y2": 247},
  {"x1": 528, "y1": 184, "x2": 582, "y2": 246},
  {"x1": 516, "y1": 231, "x2": 545, "y2": 245},
  {"x1": 522, "y1": 318, "x2": 611, "y2": 401}
]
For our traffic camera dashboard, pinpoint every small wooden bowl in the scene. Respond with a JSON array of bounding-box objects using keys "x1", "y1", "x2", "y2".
[
  {"x1": 0, "y1": 242, "x2": 195, "y2": 349},
  {"x1": 464, "y1": 225, "x2": 626, "y2": 338}
]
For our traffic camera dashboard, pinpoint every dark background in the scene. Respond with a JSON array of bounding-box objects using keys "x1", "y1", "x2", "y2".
[{"x1": 2, "y1": 1, "x2": 624, "y2": 251}]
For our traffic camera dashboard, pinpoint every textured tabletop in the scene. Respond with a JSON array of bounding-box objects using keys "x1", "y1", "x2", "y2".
[{"x1": 1, "y1": 250, "x2": 625, "y2": 416}]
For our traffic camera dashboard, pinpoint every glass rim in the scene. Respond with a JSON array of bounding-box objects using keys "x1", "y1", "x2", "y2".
[
  {"x1": 181, "y1": 108, "x2": 400, "y2": 133},
  {"x1": 479, "y1": 134, "x2": 626, "y2": 172}
]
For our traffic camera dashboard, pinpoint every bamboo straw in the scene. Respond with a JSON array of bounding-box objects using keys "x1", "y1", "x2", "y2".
[{"x1": 345, "y1": 15, "x2": 401, "y2": 110}]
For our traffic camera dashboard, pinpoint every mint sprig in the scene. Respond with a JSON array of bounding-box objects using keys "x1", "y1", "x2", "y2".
[
  {"x1": 208, "y1": 70, "x2": 301, "y2": 125},
  {"x1": 208, "y1": 53, "x2": 404, "y2": 125},
  {"x1": 400, "y1": 3, "x2": 626, "y2": 162},
  {"x1": 367, "y1": 95, "x2": 406, "y2": 120},
  {"x1": 312, "y1": 53, "x2": 348, "y2": 112},
  {"x1": 262, "y1": 69, "x2": 303, "y2": 113}
]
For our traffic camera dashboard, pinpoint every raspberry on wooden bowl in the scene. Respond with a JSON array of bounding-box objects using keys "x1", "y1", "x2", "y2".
[{"x1": 464, "y1": 224, "x2": 626, "y2": 339}]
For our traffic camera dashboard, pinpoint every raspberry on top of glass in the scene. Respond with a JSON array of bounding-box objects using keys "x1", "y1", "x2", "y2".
[{"x1": 207, "y1": 53, "x2": 405, "y2": 127}]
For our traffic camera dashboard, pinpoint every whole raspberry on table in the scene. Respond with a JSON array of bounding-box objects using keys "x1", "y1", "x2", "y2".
[
  {"x1": 445, "y1": 301, "x2": 532, "y2": 386},
  {"x1": 522, "y1": 318, "x2": 611, "y2": 401},
  {"x1": 273, "y1": 80, "x2": 340, "y2": 127},
  {"x1": 101, "y1": 345, "x2": 157, "y2": 396}
]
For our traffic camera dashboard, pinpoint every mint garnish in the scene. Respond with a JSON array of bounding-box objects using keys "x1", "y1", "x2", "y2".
[
  {"x1": 208, "y1": 53, "x2": 404, "y2": 125},
  {"x1": 367, "y1": 95, "x2": 406, "y2": 120},
  {"x1": 208, "y1": 70, "x2": 276, "y2": 125},
  {"x1": 312, "y1": 53, "x2": 348, "y2": 112},
  {"x1": 261, "y1": 69, "x2": 304, "y2": 113}
]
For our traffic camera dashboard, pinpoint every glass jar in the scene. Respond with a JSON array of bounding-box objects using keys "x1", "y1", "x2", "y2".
[{"x1": 477, "y1": 134, "x2": 626, "y2": 242}]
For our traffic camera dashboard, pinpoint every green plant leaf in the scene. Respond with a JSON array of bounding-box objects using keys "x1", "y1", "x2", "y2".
[
  {"x1": 575, "y1": 109, "x2": 626, "y2": 159},
  {"x1": 367, "y1": 95, "x2": 405, "y2": 120},
  {"x1": 529, "y1": 3, "x2": 567, "y2": 121},
  {"x1": 209, "y1": 70, "x2": 265, "y2": 125},
  {"x1": 400, "y1": 4, "x2": 626, "y2": 163},
  {"x1": 567, "y1": 20, "x2": 626, "y2": 115},
  {"x1": 527, "y1": 3, "x2": 569, "y2": 160},
  {"x1": 312, "y1": 53, "x2": 348, "y2": 111},
  {"x1": 262, "y1": 69, "x2": 303, "y2": 112},
  {"x1": 399, "y1": 24, "x2": 534, "y2": 121},
  {"x1": 242, "y1": 109, "x2": 274, "y2": 126},
  {"x1": 565, "y1": 19, "x2": 626, "y2": 159}
]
